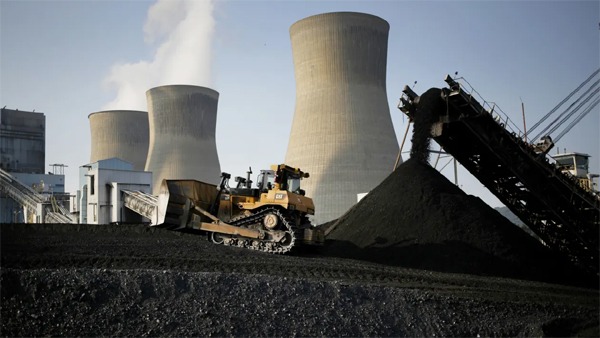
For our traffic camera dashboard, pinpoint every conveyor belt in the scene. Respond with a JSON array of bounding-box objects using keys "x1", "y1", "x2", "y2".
[
  {"x1": 122, "y1": 189, "x2": 159, "y2": 224},
  {"x1": 0, "y1": 168, "x2": 74, "y2": 223},
  {"x1": 400, "y1": 78, "x2": 599, "y2": 273},
  {"x1": 0, "y1": 168, "x2": 45, "y2": 212}
]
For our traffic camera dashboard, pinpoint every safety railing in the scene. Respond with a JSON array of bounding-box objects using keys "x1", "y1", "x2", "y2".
[{"x1": 448, "y1": 75, "x2": 529, "y2": 142}]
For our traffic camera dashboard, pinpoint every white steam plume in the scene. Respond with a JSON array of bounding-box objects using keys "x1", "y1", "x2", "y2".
[{"x1": 103, "y1": 0, "x2": 215, "y2": 110}]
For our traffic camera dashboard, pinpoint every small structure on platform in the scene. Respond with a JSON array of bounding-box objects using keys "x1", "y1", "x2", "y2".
[
  {"x1": 552, "y1": 152, "x2": 598, "y2": 193},
  {"x1": 78, "y1": 158, "x2": 152, "y2": 224}
]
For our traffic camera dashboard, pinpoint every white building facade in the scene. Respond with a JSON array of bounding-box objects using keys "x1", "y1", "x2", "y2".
[{"x1": 79, "y1": 158, "x2": 152, "y2": 224}]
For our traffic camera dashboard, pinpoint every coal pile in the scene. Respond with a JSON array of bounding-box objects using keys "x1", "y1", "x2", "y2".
[
  {"x1": 324, "y1": 88, "x2": 590, "y2": 286},
  {"x1": 2, "y1": 223, "x2": 598, "y2": 337}
]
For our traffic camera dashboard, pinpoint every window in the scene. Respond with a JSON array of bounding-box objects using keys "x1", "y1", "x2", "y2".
[
  {"x1": 287, "y1": 177, "x2": 301, "y2": 193},
  {"x1": 575, "y1": 155, "x2": 588, "y2": 168},
  {"x1": 555, "y1": 158, "x2": 574, "y2": 170},
  {"x1": 90, "y1": 175, "x2": 95, "y2": 195}
]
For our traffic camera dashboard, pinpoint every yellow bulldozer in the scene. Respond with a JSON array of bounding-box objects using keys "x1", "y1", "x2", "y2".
[{"x1": 155, "y1": 164, "x2": 323, "y2": 253}]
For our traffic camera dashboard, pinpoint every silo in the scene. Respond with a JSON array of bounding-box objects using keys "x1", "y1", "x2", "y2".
[
  {"x1": 285, "y1": 12, "x2": 400, "y2": 224},
  {"x1": 89, "y1": 110, "x2": 149, "y2": 170},
  {"x1": 145, "y1": 85, "x2": 221, "y2": 193}
]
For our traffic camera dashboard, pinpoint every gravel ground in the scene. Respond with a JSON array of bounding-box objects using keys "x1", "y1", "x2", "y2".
[{"x1": 1, "y1": 223, "x2": 598, "y2": 337}]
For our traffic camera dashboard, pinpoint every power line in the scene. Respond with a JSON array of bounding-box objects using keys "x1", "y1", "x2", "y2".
[
  {"x1": 528, "y1": 68, "x2": 599, "y2": 136},
  {"x1": 554, "y1": 97, "x2": 600, "y2": 143},
  {"x1": 532, "y1": 82, "x2": 599, "y2": 141}
]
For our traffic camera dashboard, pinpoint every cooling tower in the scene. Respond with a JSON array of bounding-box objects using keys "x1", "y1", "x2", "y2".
[
  {"x1": 145, "y1": 85, "x2": 221, "y2": 193},
  {"x1": 89, "y1": 110, "x2": 149, "y2": 170},
  {"x1": 285, "y1": 12, "x2": 400, "y2": 224}
]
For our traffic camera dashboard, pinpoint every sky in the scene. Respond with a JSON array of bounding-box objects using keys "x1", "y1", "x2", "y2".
[{"x1": 1, "y1": 0, "x2": 599, "y2": 208}]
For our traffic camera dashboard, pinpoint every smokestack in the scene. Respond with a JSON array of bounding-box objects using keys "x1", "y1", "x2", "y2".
[
  {"x1": 88, "y1": 110, "x2": 149, "y2": 170},
  {"x1": 285, "y1": 12, "x2": 399, "y2": 224},
  {"x1": 145, "y1": 85, "x2": 221, "y2": 193}
]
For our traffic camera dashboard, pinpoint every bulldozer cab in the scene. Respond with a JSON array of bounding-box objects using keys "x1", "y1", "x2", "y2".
[
  {"x1": 256, "y1": 165, "x2": 307, "y2": 195},
  {"x1": 271, "y1": 164, "x2": 309, "y2": 195},
  {"x1": 217, "y1": 164, "x2": 314, "y2": 222},
  {"x1": 256, "y1": 170, "x2": 276, "y2": 192}
]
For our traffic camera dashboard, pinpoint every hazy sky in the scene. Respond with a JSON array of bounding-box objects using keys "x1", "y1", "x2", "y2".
[{"x1": 1, "y1": 0, "x2": 598, "y2": 208}]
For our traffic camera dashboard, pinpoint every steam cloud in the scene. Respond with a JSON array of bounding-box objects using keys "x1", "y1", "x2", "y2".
[{"x1": 103, "y1": 0, "x2": 215, "y2": 110}]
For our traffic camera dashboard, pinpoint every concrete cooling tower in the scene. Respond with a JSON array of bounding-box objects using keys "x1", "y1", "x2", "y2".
[
  {"x1": 89, "y1": 110, "x2": 149, "y2": 170},
  {"x1": 285, "y1": 12, "x2": 400, "y2": 224},
  {"x1": 145, "y1": 85, "x2": 221, "y2": 194}
]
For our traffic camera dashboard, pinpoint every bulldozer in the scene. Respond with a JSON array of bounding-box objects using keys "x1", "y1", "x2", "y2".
[{"x1": 154, "y1": 164, "x2": 323, "y2": 253}]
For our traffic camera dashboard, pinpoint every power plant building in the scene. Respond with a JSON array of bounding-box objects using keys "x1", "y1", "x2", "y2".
[
  {"x1": 0, "y1": 108, "x2": 68, "y2": 223},
  {"x1": 78, "y1": 158, "x2": 152, "y2": 224},
  {"x1": 145, "y1": 85, "x2": 221, "y2": 193},
  {"x1": 89, "y1": 110, "x2": 149, "y2": 171},
  {"x1": 285, "y1": 12, "x2": 400, "y2": 224},
  {"x1": 0, "y1": 108, "x2": 45, "y2": 173}
]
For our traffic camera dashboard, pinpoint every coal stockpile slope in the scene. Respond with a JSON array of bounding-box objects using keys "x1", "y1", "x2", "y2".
[
  {"x1": 325, "y1": 87, "x2": 588, "y2": 285},
  {"x1": 324, "y1": 158, "x2": 587, "y2": 285}
]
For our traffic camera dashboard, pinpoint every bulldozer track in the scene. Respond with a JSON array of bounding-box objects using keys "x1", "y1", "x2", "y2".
[{"x1": 215, "y1": 207, "x2": 296, "y2": 254}]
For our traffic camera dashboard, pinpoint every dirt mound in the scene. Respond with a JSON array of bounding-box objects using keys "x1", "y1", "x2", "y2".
[{"x1": 324, "y1": 157, "x2": 589, "y2": 285}]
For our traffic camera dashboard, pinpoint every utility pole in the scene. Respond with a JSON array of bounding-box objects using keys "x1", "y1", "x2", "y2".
[
  {"x1": 393, "y1": 123, "x2": 411, "y2": 170},
  {"x1": 520, "y1": 97, "x2": 527, "y2": 142}
]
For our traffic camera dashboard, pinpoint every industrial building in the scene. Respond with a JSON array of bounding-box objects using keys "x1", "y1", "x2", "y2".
[
  {"x1": 145, "y1": 85, "x2": 221, "y2": 194},
  {"x1": 285, "y1": 12, "x2": 400, "y2": 224},
  {"x1": 0, "y1": 108, "x2": 69, "y2": 223},
  {"x1": 0, "y1": 108, "x2": 45, "y2": 173},
  {"x1": 89, "y1": 110, "x2": 149, "y2": 171},
  {"x1": 78, "y1": 158, "x2": 152, "y2": 224}
]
